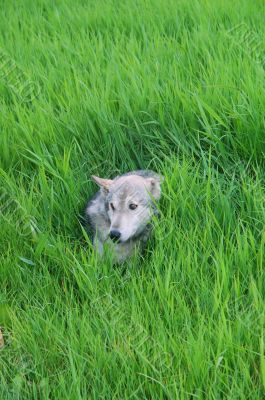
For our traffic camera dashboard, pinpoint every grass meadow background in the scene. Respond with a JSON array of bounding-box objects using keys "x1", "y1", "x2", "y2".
[{"x1": 0, "y1": 0, "x2": 265, "y2": 398}]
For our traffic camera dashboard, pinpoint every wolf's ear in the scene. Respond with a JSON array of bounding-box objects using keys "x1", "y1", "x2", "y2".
[
  {"x1": 91, "y1": 175, "x2": 113, "y2": 195},
  {"x1": 145, "y1": 175, "x2": 164, "y2": 200}
]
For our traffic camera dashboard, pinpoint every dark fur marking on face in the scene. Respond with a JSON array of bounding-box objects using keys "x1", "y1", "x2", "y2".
[{"x1": 105, "y1": 200, "x2": 109, "y2": 213}]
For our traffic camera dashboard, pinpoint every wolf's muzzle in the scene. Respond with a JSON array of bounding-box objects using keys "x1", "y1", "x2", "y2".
[{"x1": 109, "y1": 230, "x2": 121, "y2": 242}]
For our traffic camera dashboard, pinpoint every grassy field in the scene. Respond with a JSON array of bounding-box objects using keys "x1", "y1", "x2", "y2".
[{"x1": 0, "y1": 0, "x2": 265, "y2": 398}]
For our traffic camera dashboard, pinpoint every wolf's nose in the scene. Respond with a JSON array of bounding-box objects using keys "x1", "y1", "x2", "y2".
[{"x1": 109, "y1": 230, "x2": 121, "y2": 242}]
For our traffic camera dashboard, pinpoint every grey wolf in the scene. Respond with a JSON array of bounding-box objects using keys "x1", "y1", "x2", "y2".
[{"x1": 85, "y1": 170, "x2": 163, "y2": 263}]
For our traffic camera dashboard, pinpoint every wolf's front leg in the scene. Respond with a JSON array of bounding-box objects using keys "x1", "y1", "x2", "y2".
[{"x1": 93, "y1": 236, "x2": 104, "y2": 256}]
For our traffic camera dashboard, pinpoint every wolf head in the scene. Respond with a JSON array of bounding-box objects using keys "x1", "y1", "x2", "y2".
[{"x1": 91, "y1": 173, "x2": 163, "y2": 243}]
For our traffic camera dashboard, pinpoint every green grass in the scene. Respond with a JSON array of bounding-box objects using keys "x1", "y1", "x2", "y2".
[{"x1": 0, "y1": 0, "x2": 265, "y2": 398}]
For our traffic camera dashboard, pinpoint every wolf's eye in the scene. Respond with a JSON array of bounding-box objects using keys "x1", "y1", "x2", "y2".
[
  {"x1": 110, "y1": 203, "x2": 115, "y2": 211},
  {"x1": 129, "y1": 203, "x2": 138, "y2": 210}
]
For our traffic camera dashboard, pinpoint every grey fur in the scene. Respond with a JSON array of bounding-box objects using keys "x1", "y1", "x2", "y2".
[{"x1": 85, "y1": 170, "x2": 163, "y2": 263}]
